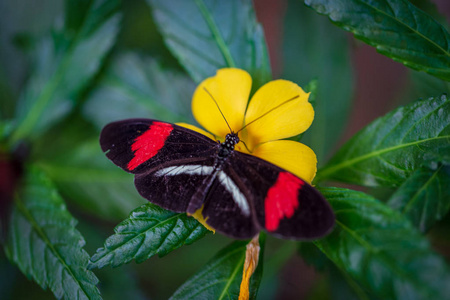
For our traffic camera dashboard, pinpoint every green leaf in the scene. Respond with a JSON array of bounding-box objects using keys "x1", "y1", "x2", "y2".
[
  {"x1": 282, "y1": 0, "x2": 353, "y2": 163},
  {"x1": 4, "y1": 166, "x2": 101, "y2": 300},
  {"x1": 171, "y1": 235, "x2": 265, "y2": 300},
  {"x1": 316, "y1": 187, "x2": 450, "y2": 300},
  {"x1": 89, "y1": 203, "x2": 209, "y2": 269},
  {"x1": 409, "y1": 0, "x2": 450, "y2": 27},
  {"x1": 38, "y1": 139, "x2": 147, "y2": 221},
  {"x1": 147, "y1": 0, "x2": 271, "y2": 89},
  {"x1": 10, "y1": 0, "x2": 120, "y2": 144},
  {"x1": 83, "y1": 53, "x2": 196, "y2": 129},
  {"x1": 317, "y1": 95, "x2": 450, "y2": 186},
  {"x1": 388, "y1": 164, "x2": 450, "y2": 232},
  {"x1": 304, "y1": 0, "x2": 450, "y2": 81}
]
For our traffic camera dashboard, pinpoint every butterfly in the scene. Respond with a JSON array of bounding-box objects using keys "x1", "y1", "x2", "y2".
[{"x1": 100, "y1": 115, "x2": 335, "y2": 240}]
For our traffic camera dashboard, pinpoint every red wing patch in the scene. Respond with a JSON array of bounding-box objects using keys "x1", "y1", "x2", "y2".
[
  {"x1": 264, "y1": 172, "x2": 304, "y2": 231},
  {"x1": 127, "y1": 122, "x2": 173, "y2": 171}
]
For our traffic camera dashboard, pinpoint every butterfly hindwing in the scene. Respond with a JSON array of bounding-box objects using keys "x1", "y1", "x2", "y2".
[
  {"x1": 228, "y1": 152, "x2": 335, "y2": 240},
  {"x1": 200, "y1": 164, "x2": 260, "y2": 239}
]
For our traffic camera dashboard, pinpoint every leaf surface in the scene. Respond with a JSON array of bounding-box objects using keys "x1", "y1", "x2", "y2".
[
  {"x1": 388, "y1": 165, "x2": 450, "y2": 232},
  {"x1": 89, "y1": 203, "x2": 209, "y2": 269},
  {"x1": 318, "y1": 95, "x2": 450, "y2": 186},
  {"x1": 83, "y1": 53, "x2": 196, "y2": 129},
  {"x1": 305, "y1": 0, "x2": 450, "y2": 81},
  {"x1": 148, "y1": 0, "x2": 271, "y2": 89},
  {"x1": 316, "y1": 187, "x2": 450, "y2": 300},
  {"x1": 11, "y1": 0, "x2": 120, "y2": 143},
  {"x1": 4, "y1": 167, "x2": 101, "y2": 300}
]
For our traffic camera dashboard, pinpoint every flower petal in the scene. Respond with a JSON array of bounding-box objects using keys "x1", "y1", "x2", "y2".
[
  {"x1": 176, "y1": 122, "x2": 216, "y2": 141},
  {"x1": 243, "y1": 80, "x2": 313, "y2": 149},
  {"x1": 252, "y1": 140, "x2": 317, "y2": 183},
  {"x1": 192, "y1": 68, "x2": 251, "y2": 138},
  {"x1": 188, "y1": 205, "x2": 215, "y2": 233}
]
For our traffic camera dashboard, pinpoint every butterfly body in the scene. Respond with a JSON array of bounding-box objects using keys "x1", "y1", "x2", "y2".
[{"x1": 101, "y1": 119, "x2": 334, "y2": 240}]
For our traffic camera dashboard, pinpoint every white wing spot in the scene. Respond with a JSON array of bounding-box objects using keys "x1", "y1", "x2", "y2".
[
  {"x1": 218, "y1": 170, "x2": 250, "y2": 216},
  {"x1": 155, "y1": 165, "x2": 250, "y2": 216},
  {"x1": 155, "y1": 165, "x2": 214, "y2": 177}
]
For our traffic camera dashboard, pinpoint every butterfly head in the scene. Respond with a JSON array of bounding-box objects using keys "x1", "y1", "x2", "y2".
[
  {"x1": 223, "y1": 133, "x2": 239, "y2": 150},
  {"x1": 218, "y1": 133, "x2": 239, "y2": 159}
]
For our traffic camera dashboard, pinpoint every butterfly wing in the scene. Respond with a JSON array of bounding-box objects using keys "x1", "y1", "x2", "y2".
[
  {"x1": 211, "y1": 151, "x2": 335, "y2": 240},
  {"x1": 200, "y1": 163, "x2": 260, "y2": 239},
  {"x1": 100, "y1": 119, "x2": 218, "y2": 212}
]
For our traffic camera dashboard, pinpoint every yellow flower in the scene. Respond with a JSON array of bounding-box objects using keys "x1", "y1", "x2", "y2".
[{"x1": 178, "y1": 68, "x2": 317, "y2": 184}]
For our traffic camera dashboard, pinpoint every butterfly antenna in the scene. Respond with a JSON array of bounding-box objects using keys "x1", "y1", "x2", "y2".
[
  {"x1": 203, "y1": 87, "x2": 233, "y2": 133},
  {"x1": 240, "y1": 140, "x2": 252, "y2": 153},
  {"x1": 236, "y1": 95, "x2": 300, "y2": 134}
]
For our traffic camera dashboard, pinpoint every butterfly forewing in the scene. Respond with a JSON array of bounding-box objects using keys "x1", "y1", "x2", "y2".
[{"x1": 100, "y1": 119, "x2": 217, "y2": 174}]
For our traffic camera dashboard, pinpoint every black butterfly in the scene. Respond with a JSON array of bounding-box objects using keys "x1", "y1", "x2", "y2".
[{"x1": 100, "y1": 118, "x2": 334, "y2": 240}]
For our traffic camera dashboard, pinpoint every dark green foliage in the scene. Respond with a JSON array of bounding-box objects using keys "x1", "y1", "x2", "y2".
[
  {"x1": 10, "y1": 0, "x2": 121, "y2": 144},
  {"x1": 305, "y1": 0, "x2": 450, "y2": 80},
  {"x1": 319, "y1": 95, "x2": 450, "y2": 186},
  {"x1": 4, "y1": 167, "x2": 101, "y2": 299},
  {"x1": 148, "y1": 0, "x2": 272, "y2": 89},
  {"x1": 388, "y1": 165, "x2": 450, "y2": 232},
  {"x1": 38, "y1": 137, "x2": 147, "y2": 221},
  {"x1": 89, "y1": 203, "x2": 209, "y2": 268},
  {"x1": 316, "y1": 187, "x2": 450, "y2": 300},
  {"x1": 84, "y1": 53, "x2": 196, "y2": 128}
]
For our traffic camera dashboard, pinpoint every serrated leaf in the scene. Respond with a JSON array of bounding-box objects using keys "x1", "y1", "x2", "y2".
[
  {"x1": 10, "y1": 0, "x2": 120, "y2": 144},
  {"x1": 282, "y1": 0, "x2": 353, "y2": 163},
  {"x1": 388, "y1": 164, "x2": 450, "y2": 232},
  {"x1": 304, "y1": 0, "x2": 450, "y2": 81},
  {"x1": 83, "y1": 53, "x2": 196, "y2": 130},
  {"x1": 317, "y1": 95, "x2": 450, "y2": 186},
  {"x1": 4, "y1": 166, "x2": 101, "y2": 300},
  {"x1": 171, "y1": 235, "x2": 265, "y2": 300},
  {"x1": 316, "y1": 187, "x2": 450, "y2": 300},
  {"x1": 148, "y1": 0, "x2": 271, "y2": 89},
  {"x1": 89, "y1": 203, "x2": 209, "y2": 269}
]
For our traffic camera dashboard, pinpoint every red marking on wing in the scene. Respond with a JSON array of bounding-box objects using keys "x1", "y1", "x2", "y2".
[
  {"x1": 264, "y1": 172, "x2": 304, "y2": 231},
  {"x1": 127, "y1": 122, "x2": 173, "y2": 171}
]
